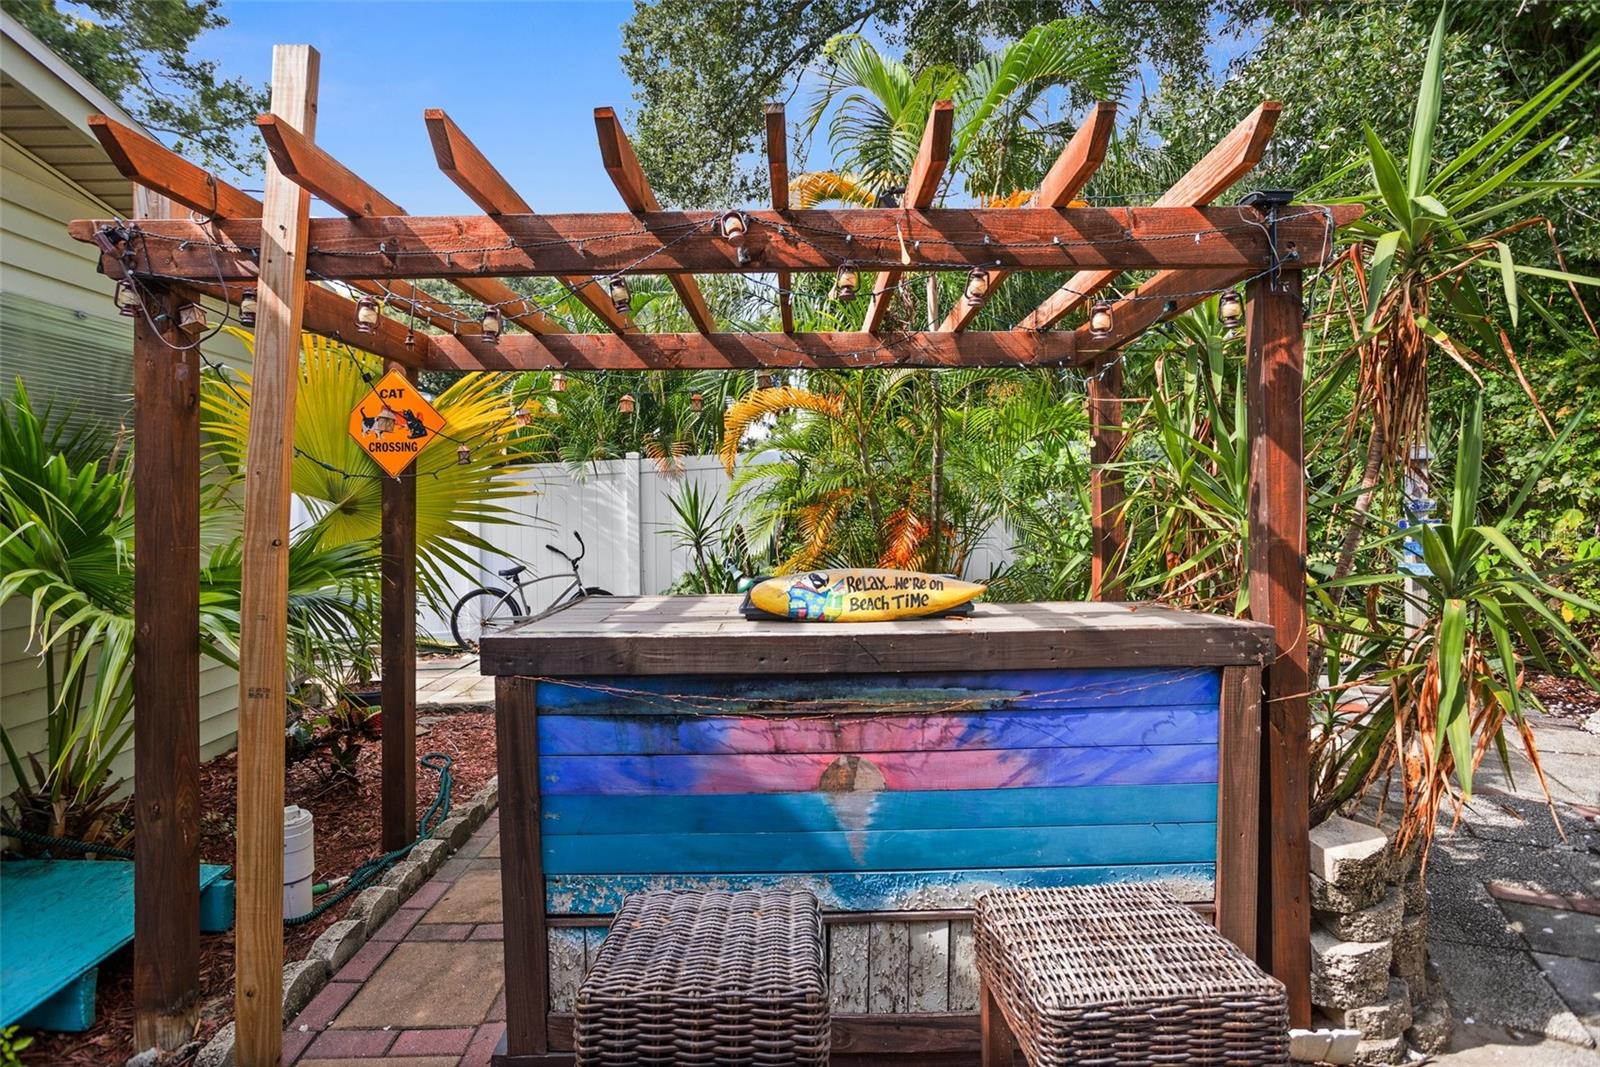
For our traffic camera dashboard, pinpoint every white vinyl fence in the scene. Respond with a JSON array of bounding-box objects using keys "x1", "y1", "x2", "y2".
[{"x1": 420, "y1": 454, "x2": 1016, "y2": 640}]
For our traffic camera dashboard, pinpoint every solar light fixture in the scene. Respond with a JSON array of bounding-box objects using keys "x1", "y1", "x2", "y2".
[
  {"x1": 480, "y1": 306, "x2": 503, "y2": 344},
  {"x1": 513, "y1": 404, "x2": 532, "y2": 427},
  {"x1": 177, "y1": 303, "x2": 207, "y2": 334},
  {"x1": 355, "y1": 294, "x2": 381, "y2": 333},
  {"x1": 1089, "y1": 301, "x2": 1114, "y2": 339},
  {"x1": 456, "y1": 444, "x2": 471, "y2": 465},
  {"x1": 608, "y1": 277, "x2": 631, "y2": 313},
  {"x1": 238, "y1": 288, "x2": 258, "y2": 327},
  {"x1": 690, "y1": 392, "x2": 704, "y2": 412},
  {"x1": 114, "y1": 279, "x2": 142, "y2": 317},
  {"x1": 619, "y1": 393, "x2": 636, "y2": 415},
  {"x1": 371, "y1": 404, "x2": 398, "y2": 436}
]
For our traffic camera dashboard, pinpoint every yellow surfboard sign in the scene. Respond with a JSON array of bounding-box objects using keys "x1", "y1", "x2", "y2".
[{"x1": 749, "y1": 569, "x2": 986, "y2": 623}]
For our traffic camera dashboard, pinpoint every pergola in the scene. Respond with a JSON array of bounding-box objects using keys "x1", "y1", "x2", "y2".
[{"x1": 70, "y1": 44, "x2": 1359, "y2": 1066}]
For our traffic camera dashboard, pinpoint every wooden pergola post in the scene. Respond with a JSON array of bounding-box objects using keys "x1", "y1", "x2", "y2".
[
  {"x1": 381, "y1": 368, "x2": 418, "y2": 852},
  {"x1": 1087, "y1": 363, "x2": 1126, "y2": 601},
  {"x1": 234, "y1": 44, "x2": 318, "y2": 1067},
  {"x1": 1245, "y1": 269, "x2": 1311, "y2": 1023},
  {"x1": 130, "y1": 187, "x2": 202, "y2": 1049}
]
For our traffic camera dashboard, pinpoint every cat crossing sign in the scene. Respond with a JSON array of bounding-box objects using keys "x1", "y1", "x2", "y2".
[{"x1": 348, "y1": 369, "x2": 445, "y2": 477}]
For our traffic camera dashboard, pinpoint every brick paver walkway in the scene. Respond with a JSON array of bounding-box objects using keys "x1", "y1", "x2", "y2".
[{"x1": 286, "y1": 814, "x2": 507, "y2": 1066}]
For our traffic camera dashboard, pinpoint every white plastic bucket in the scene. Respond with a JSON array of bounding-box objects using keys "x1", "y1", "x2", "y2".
[{"x1": 283, "y1": 805, "x2": 315, "y2": 919}]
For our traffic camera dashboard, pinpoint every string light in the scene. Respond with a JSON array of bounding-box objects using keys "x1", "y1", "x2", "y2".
[
  {"x1": 371, "y1": 404, "x2": 398, "y2": 435},
  {"x1": 964, "y1": 267, "x2": 991, "y2": 305},
  {"x1": 456, "y1": 443, "x2": 471, "y2": 465},
  {"x1": 690, "y1": 392, "x2": 704, "y2": 412},
  {"x1": 1220, "y1": 288, "x2": 1244, "y2": 329},
  {"x1": 832, "y1": 267, "x2": 859, "y2": 303},
  {"x1": 238, "y1": 288, "x2": 258, "y2": 327},
  {"x1": 608, "y1": 277, "x2": 631, "y2": 313},
  {"x1": 114, "y1": 280, "x2": 142, "y2": 317},
  {"x1": 618, "y1": 393, "x2": 635, "y2": 415},
  {"x1": 355, "y1": 294, "x2": 381, "y2": 333},
  {"x1": 512, "y1": 404, "x2": 532, "y2": 427},
  {"x1": 177, "y1": 303, "x2": 207, "y2": 334},
  {"x1": 1089, "y1": 301, "x2": 1114, "y2": 339},
  {"x1": 718, "y1": 210, "x2": 748, "y2": 241},
  {"x1": 551, "y1": 372, "x2": 567, "y2": 393},
  {"x1": 480, "y1": 306, "x2": 503, "y2": 343}
]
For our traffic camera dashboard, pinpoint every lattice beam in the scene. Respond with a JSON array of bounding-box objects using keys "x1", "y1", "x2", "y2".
[
  {"x1": 863, "y1": 101, "x2": 953, "y2": 334},
  {"x1": 766, "y1": 102, "x2": 795, "y2": 334}
]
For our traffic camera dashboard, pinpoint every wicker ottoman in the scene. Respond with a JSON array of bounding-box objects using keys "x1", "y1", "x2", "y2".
[
  {"x1": 974, "y1": 884, "x2": 1288, "y2": 1067},
  {"x1": 573, "y1": 889, "x2": 830, "y2": 1066}
]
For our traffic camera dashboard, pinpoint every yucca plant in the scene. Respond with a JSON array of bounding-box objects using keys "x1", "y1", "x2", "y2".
[{"x1": 1312, "y1": 398, "x2": 1598, "y2": 852}]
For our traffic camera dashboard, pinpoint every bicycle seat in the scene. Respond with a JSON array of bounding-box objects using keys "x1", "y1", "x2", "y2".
[{"x1": 496, "y1": 565, "x2": 527, "y2": 581}]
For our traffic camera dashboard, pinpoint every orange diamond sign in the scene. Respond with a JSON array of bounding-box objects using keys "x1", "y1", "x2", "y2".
[{"x1": 348, "y1": 369, "x2": 445, "y2": 477}]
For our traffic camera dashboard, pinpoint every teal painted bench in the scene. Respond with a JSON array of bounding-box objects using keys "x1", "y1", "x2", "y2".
[{"x1": 0, "y1": 860, "x2": 234, "y2": 1032}]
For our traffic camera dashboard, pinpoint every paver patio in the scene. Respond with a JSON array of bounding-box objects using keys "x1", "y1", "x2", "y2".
[
  {"x1": 287, "y1": 709, "x2": 1599, "y2": 1066},
  {"x1": 416, "y1": 653, "x2": 494, "y2": 709}
]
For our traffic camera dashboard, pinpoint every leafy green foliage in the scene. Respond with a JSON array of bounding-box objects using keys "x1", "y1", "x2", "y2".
[{"x1": 2, "y1": 0, "x2": 267, "y2": 177}]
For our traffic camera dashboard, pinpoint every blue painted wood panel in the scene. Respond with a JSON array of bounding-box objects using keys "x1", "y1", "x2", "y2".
[
  {"x1": 545, "y1": 864, "x2": 1217, "y2": 915},
  {"x1": 543, "y1": 822, "x2": 1214, "y2": 875},
  {"x1": 534, "y1": 667, "x2": 1221, "y2": 714},
  {"x1": 542, "y1": 784, "x2": 1219, "y2": 836},
  {"x1": 540, "y1": 744, "x2": 1217, "y2": 795},
  {"x1": 538, "y1": 705, "x2": 1217, "y2": 755}
]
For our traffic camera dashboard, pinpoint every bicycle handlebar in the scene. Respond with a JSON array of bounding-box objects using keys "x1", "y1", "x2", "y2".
[{"x1": 544, "y1": 532, "x2": 587, "y2": 568}]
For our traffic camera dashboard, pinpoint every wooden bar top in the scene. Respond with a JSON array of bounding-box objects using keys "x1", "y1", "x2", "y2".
[{"x1": 478, "y1": 596, "x2": 1275, "y2": 677}]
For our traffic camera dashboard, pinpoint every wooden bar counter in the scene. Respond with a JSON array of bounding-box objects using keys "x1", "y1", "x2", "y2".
[{"x1": 481, "y1": 595, "x2": 1275, "y2": 1065}]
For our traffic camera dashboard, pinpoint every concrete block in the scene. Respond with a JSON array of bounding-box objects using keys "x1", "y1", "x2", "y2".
[
  {"x1": 1309, "y1": 815, "x2": 1390, "y2": 900},
  {"x1": 409, "y1": 837, "x2": 449, "y2": 875},
  {"x1": 434, "y1": 815, "x2": 473, "y2": 848},
  {"x1": 1311, "y1": 927, "x2": 1393, "y2": 1009},
  {"x1": 1398, "y1": 875, "x2": 1426, "y2": 914},
  {"x1": 1390, "y1": 910, "x2": 1427, "y2": 988},
  {"x1": 1322, "y1": 978, "x2": 1412, "y2": 1039},
  {"x1": 1311, "y1": 872, "x2": 1387, "y2": 914},
  {"x1": 348, "y1": 884, "x2": 400, "y2": 930},
  {"x1": 307, "y1": 919, "x2": 366, "y2": 973},
  {"x1": 1406, "y1": 993, "x2": 1453, "y2": 1054},
  {"x1": 194, "y1": 1022, "x2": 234, "y2": 1067},
  {"x1": 1351, "y1": 1034, "x2": 1406, "y2": 1065},
  {"x1": 1319, "y1": 886, "x2": 1403, "y2": 942},
  {"x1": 380, "y1": 858, "x2": 426, "y2": 896},
  {"x1": 1290, "y1": 1027, "x2": 1361, "y2": 1064},
  {"x1": 281, "y1": 957, "x2": 330, "y2": 1018},
  {"x1": 474, "y1": 776, "x2": 498, "y2": 810}
]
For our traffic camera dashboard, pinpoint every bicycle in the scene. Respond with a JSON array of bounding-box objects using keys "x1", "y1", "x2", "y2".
[{"x1": 449, "y1": 532, "x2": 611, "y2": 649}]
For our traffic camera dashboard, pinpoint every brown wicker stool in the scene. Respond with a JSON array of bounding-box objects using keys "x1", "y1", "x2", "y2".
[
  {"x1": 974, "y1": 884, "x2": 1289, "y2": 1067},
  {"x1": 573, "y1": 889, "x2": 830, "y2": 1066}
]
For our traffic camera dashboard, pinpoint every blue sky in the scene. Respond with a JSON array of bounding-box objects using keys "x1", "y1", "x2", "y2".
[{"x1": 201, "y1": 2, "x2": 1255, "y2": 214}]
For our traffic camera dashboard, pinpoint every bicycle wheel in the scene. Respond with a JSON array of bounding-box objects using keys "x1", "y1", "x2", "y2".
[{"x1": 450, "y1": 587, "x2": 519, "y2": 649}]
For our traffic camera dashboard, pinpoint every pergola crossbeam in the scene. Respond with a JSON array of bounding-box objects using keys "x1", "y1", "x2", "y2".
[
  {"x1": 863, "y1": 100, "x2": 953, "y2": 334},
  {"x1": 424, "y1": 109, "x2": 636, "y2": 335},
  {"x1": 766, "y1": 103, "x2": 795, "y2": 334},
  {"x1": 594, "y1": 107, "x2": 716, "y2": 333},
  {"x1": 1021, "y1": 101, "x2": 1282, "y2": 331},
  {"x1": 941, "y1": 102, "x2": 1116, "y2": 333},
  {"x1": 257, "y1": 114, "x2": 566, "y2": 337}
]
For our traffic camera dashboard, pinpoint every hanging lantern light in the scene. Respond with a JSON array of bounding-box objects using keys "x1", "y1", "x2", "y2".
[
  {"x1": 1219, "y1": 288, "x2": 1244, "y2": 330},
  {"x1": 480, "y1": 306, "x2": 503, "y2": 344},
  {"x1": 176, "y1": 303, "x2": 207, "y2": 335},
  {"x1": 456, "y1": 443, "x2": 471, "y2": 466},
  {"x1": 114, "y1": 279, "x2": 142, "y2": 317},
  {"x1": 513, "y1": 404, "x2": 532, "y2": 427},
  {"x1": 619, "y1": 393, "x2": 636, "y2": 415},
  {"x1": 238, "y1": 288, "x2": 258, "y2": 327},
  {"x1": 759, "y1": 372, "x2": 778, "y2": 390},
  {"x1": 551, "y1": 371, "x2": 567, "y2": 393},
  {"x1": 371, "y1": 404, "x2": 398, "y2": 436},
  {"x1": 1088, "y1": 300, "x2": 1114, "y2": 339},
  {"x1": 833, "y1": 266, "x2": 859, "y2": 303},
  {"x1": 719, "y1": 210, "x2": 748, "y2": 241},
  {"x1": 355, "y1": 294, "x2": 381, "y2": 333},
  {"x1": 690, "y1": 392, "x2": 704, "y2": 412},
  {"x1": 608, "y1": 276, "x2": 631, "y2": 313},
  {"x1": 964, "y1": 267, "x2": 991, "y2": 305}
]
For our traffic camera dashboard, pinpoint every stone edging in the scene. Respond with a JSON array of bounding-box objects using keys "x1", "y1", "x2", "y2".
[{"x1": 183, "y1": 776, "x2": 500, "y2": 1067}]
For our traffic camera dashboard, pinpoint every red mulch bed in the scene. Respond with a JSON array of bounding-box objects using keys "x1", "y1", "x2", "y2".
[
  {"x1": 1527, "y1": 669, "x2": 1600, "y2": 724},
  {"x1": 25, "y1": 706, "x2": 496, "y2": 1067}
]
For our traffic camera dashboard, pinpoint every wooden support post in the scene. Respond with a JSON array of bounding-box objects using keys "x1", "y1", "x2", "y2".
[
  {"x1": 1087, "y1": 361, "x2": 1126, "y2": 600},
  {"x1": 1245, "y1": 270, "x2": 1310, "y2": 1024},
  {"x1": 381, "y1": 370, "x2": 418, "y2": 852},
  {"x1": 234, "y1": 44, "x2": 319, "y2": 1067},
  {"x1": 131, "y1": 275, "x2": 202, "y2": 1051},
  {"x1": 495, "y1": 676, "x2": 552, "y2": 1059},
  {"x1": 1215, "y1": 664, "x2": 1262, "y2": 960}
]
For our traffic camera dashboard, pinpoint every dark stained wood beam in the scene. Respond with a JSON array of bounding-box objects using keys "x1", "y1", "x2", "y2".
[
  {"x1": 421, "y1": 330, "x2": 1079, "y2": 372},
  {"x1": 72, "y1": 204, "x2": 1356, "y2": 281},
  {"x1": 88, "y1": 113, "x2": 457, "y2": 337},
  {"x1": 257, "y1": 113, "x2": 566, "y2": 336},
  {"x1": 594, "y1": 107, "x2": 716, "y2": 333},
  {"x1": 1021, "y1": 101, "x2": 1282, "y2": 331},
  {"x1": 765, "y1": 102, "x2": 794, "y2": 334},
  {"x1": 380, "y1": 365, "x2": 417, "y2": 853},
  {"x1": 424, "y1": 108, "x2": 636, "y2": 335},
  {"x1": 941, "y1": 102, "x2": 1115, "y2": 333},
  {"x1": 864, "y1": 100, "x2": 953, "y2": 334},
  {"x1": 1086, "y1": 361, "x2": 1127, "y2": 600}
]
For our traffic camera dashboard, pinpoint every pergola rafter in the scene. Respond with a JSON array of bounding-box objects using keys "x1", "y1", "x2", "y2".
[{"x1": 72, "y1": 48, "x2": 1344, "y2": 1064}]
